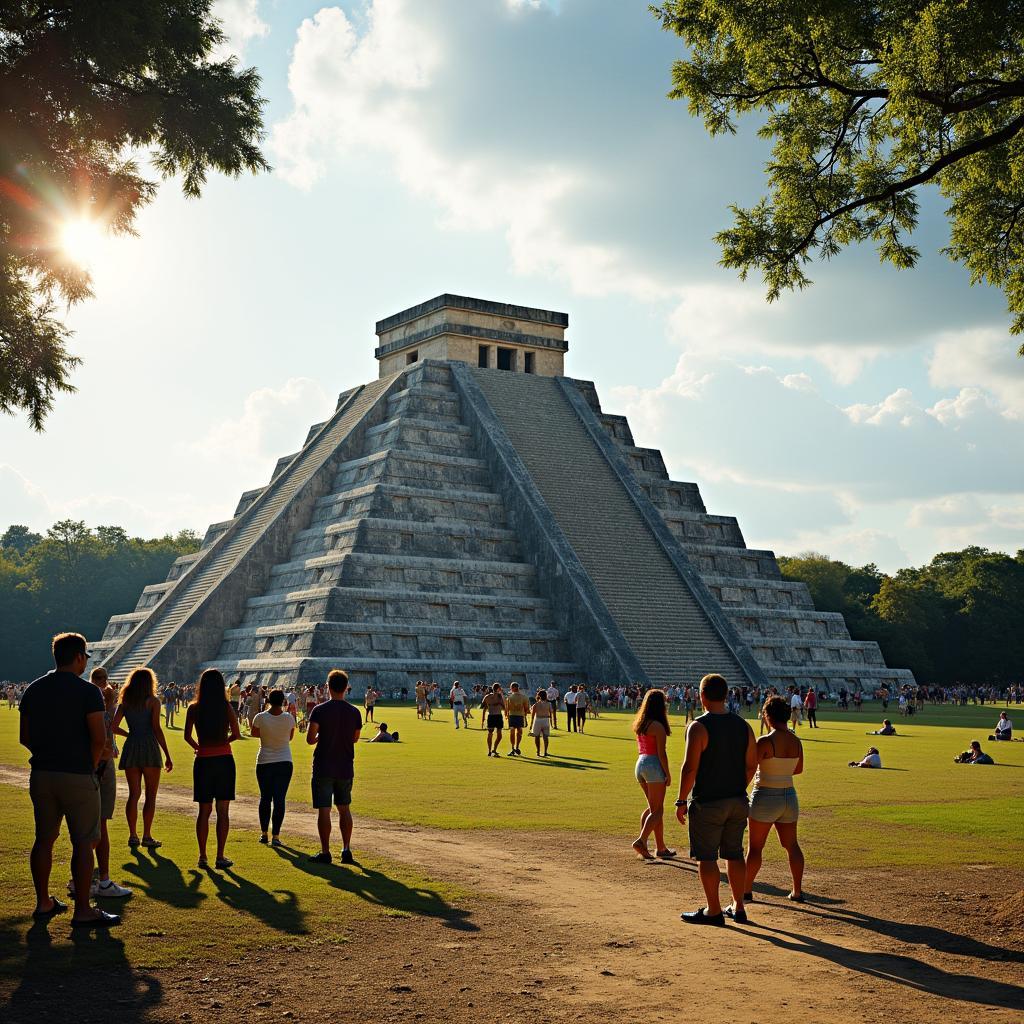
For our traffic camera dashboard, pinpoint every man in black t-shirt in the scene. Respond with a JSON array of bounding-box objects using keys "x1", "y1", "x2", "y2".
[
  {"x1": 306, "y1": 669, "x2": 362, "y2": 864},
  {"x1": 674, "y1": 673, "x2": 756, "y2": 926},
  {"x1": 19, "y1": 633, "x2": 120, "y2": 928}
]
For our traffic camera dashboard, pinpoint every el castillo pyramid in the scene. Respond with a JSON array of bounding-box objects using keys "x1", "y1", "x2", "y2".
[{"x1": 91, "y1": 295, "x2": 914, "y2": 696}]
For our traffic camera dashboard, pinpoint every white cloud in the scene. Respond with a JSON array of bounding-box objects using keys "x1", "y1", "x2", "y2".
[
  {"x1": 187, "y1": 377, "x2": 333, "y2": 475},
  {"x1": 928, "y1": 327, "x2": 1024, "y2": 417},
  {"x1": 0, "y1": 465, "x2": 52, "y2": 532},
  {"x1": 213, "y1": 0, "x2": 269, "y2": 61}
]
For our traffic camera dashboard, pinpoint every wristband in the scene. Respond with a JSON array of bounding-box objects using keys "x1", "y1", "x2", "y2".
[{"x1": 674, "y1": 799, "x2": 686, "y2": 807}]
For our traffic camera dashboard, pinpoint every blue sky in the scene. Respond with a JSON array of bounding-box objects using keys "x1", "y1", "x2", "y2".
[{"x1": 2, "y1": 0, "x2": 1023, "y2": 570}]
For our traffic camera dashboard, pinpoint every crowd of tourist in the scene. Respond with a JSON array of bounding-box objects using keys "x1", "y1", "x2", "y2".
[{"x1": 10, "y1": 632, "x2": 1019, "y2": 931}]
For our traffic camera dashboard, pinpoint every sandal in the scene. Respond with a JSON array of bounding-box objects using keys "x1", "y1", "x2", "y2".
[
  {"x1": 71, "y1": 909, "x2": 121, "y2": 929},
  {"x1": 141, "y1": 838, "x2": 161, "y2": 850},
  {"x1": 127, "y1": 837, "x2": 141, "y2": 849},
  {"x1": 215, "y1": 857, "x2": 233, "y2": 869},
  {"x1": 656, "y1": 848, "x2": 677, "y2": 859},
  {"x1": 32, "y1": 897, "x2": 67, "y2": 919},
  {"x1": 197, "y1": 857, "x2": 209, "y2": 869},
  {"x1": 788, "y1": 892, "x2": 804, "y2": 903}
]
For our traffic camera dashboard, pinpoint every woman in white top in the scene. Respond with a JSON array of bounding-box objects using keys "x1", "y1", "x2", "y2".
[
  {"x1": 739, "y1": 695, "x2": 805, "y2": 911},
  {"x1": 251, "y1": 689, "x2": 295, "y2": 846}
]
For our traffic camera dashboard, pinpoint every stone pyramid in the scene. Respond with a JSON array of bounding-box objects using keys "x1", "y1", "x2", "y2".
[{"x1": 92, "y1": 295, "x2": 914, "y2": 696}]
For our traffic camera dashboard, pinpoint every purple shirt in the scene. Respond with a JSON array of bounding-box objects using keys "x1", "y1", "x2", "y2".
[{"x1": 309, "y1": 699, "x2": 362, "y2": 779}]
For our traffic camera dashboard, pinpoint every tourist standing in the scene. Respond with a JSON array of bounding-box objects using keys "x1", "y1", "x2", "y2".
[
  {"x1": 803, "y1": 687, "x2": 817, "y2": 728},
  {"x1": 450, "y1": 681, "x2": 468, "y2": 729},
  {"x1": 742, "y1": 695, "x2": 805, "y2": 907},
  {"x1": 675, "y1": 673, "x2": 757, "y2": 925},
  {"x1": 631, "y1": 689, "x2": 676, "y2": 861},
  {"x1": 252, "y1": 689, "x2": 295, "y2": 847},
  {"x1": 481, "y1": 683, "x2": 506, "y2": 757},
  {"x1": 575, "y1": 686, "x2": 589, "y2": 733},
  {"x1": 788, "y1": 686, "x2": 802, "y2": 729},
  {"x1": 113, "y1": 667, "x2": 173, "y2": 850},
  {"x1": 20, "y1": 633, "x2": 120, "y2": 927},
  {"x1": 364, "y1": 686, "x2": 379, "y2": 724},
  {"x1": 228, "y1": 677, "x2": 242, "y2": 715},
  {"x1": 307, "y1": 669, "x2": 362, "y2": 864},
  {"x1": 530, "y1": 689, "x2": 553, "y2": 757},
  {"x1": 565, "y1": 685, "x2": 578, "y2": 732},
  {"x1": 76, "y1": 667, "x2": 132, "y2": 900},
  {"x1": 184, "y1": 669, "x2": 241, "y2": 868},
  {"x1": 505, "y1": 682, "x2": 529, "y2": 755},
  {"x1": 546, "y1": 682, "x2": 560, "y2": 729}
]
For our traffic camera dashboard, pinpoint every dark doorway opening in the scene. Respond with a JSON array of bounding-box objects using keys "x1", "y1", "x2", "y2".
[
  {"x1": 524, "y1": 351, "x2": 535, "y2": 374},
  {"x1": 478, "y1": 345, "x2": 489, "y2": 368},
  {"x1": 497, "y1": 347, "x2": 515, "y2": 371}
]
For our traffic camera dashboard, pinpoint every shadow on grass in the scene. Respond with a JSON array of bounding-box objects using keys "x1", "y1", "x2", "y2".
[
  {"x1": 745, "y1": 916, "x2": 1024, "y2": 1010},
  {"x1": 0, "y1": 918, "x2": 162, "y2": 1023},
  {"x1": 121, "y1": 848, "x2": 207, "y2": 911},
  {"x1": 515, "y1": 755, "x2": 608, "y2": 771},
  {"x1": 270, "y1": 844, "x2": 477, "y2": 932},
  {"x1": 203, "y1": 866, "x2": 304, "y2": 935}
]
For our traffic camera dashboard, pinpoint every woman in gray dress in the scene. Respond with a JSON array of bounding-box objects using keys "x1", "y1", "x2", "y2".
[{"x1": 113, "y1": 667, "x2": 173, "y2": 848}]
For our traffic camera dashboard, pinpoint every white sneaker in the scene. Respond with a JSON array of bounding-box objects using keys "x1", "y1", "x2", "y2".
[{"x1": 95, "y1": 879, "x2": 133, "y2": 899}]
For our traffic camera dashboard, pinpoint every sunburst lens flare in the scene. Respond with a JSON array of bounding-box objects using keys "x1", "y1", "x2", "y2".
[{"x1": 59, "y1": 217, "x2": 105, "y2": 267}]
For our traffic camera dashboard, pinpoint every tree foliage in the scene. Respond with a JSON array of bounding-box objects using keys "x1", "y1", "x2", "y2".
[
  {"x1": 779, "y1": 547, "x2": 1024, "y2": 683},
  {"x1": 0, "y1": 2, "x2": 269, "y2": 429},
  {"x1": 0, "y1": 520, "x2": 200, "y2": 679},
  {"x1": 653, "y1": 1, "x2": 1024, "y2": 345}
]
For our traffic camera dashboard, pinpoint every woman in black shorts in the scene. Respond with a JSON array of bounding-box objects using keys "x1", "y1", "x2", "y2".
[{"x1": 184, "y1": 669, "x2": 241, "y2": 869}]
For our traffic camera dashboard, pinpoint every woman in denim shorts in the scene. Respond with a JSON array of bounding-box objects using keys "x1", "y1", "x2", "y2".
[
  {"x1": 741, "y1": 694, "x2": 805, "y2": 907},
  {"x1": 631, "y1": 689, "x2": 676, "y2": 861}
]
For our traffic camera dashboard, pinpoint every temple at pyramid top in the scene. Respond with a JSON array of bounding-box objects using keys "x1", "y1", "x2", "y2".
[{"x1": 374, "y1": 294, "x2": 569, "y2": 377}]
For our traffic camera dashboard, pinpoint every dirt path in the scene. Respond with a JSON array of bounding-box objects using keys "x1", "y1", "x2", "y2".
[{"x1": 1, "y1": 765, "x2": 1021, "y2": 1024}]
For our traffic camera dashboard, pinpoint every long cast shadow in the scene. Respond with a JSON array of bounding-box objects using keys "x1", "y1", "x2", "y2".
[
  {"x1": 203, "y1": 867, "x2": 305, "y2": 936},
  {"x1": 745, "y1": 919, "x2": 1024, "y2": 1010},
  {"x1": 0, "y1": 917, "x2": 162, "y2": 1023},
  {"x1": 121, "y1": 848, "x2": 207, "y2": 911},
  {"x1": 270, "y1": 845, "x2": 478, "y2": 932},
  {"x1": 782, "y1": 901, "x2": 1024, "y2": 965}
]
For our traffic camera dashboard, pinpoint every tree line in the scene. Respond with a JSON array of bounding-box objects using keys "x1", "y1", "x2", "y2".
[
  {"x1": 0, "y1": 521, "x2": 200, "y2": 680},
  {"x1": 778, "y1": 548, "x2": 1024, "y2": 685}
]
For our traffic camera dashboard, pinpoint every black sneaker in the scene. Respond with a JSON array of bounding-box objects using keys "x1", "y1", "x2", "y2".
[
  {"x1": 724, "y1": 905, "x2": 748, "y2": 924},
  {"x1": 340, "y1": 849, "x2": 355, "y2": 865},
  {"x1": 681, "y1": 908, "x2": 725, "y2": 926},
  {"x1": 309, "y1": 851, "x2": 332, "y2": 864}
]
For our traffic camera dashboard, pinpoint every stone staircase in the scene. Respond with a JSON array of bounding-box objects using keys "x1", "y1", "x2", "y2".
[{"x1": 468, "y1": 369, "x2": 758, "y2": 689}]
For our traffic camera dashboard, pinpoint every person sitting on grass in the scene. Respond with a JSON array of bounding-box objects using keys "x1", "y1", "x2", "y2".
[
  {"x1": 954, "y1": 740, "x2": 994, "y2": 764},
  {"x1": 368, "y1": 722, "x2": 399, "y2": 742},
  {"x1": 990, "y1": 712, "x2": 1013, "y2": 742},
  {"x1": 848, "y1": 747, "x2": 882, "y2": 768},
  {"x1": 868, "y1": 720, "x2": 897, "y2": 736}
]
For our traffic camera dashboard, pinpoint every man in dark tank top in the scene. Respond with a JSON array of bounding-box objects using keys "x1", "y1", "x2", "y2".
[{"x1": 674, "y1": 673, "x2": 757, "y2": 926}]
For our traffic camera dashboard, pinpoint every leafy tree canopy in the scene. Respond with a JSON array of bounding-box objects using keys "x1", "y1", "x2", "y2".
[
  {"x1": 653, "y1": 1, "x2": 1024, "y2": 346},
  {"x1": 0, "y1": 520, "x2": 200, "y2": 679},
  {"x1": 1, "y1": 2, "x2": 269, "y2": 429}
]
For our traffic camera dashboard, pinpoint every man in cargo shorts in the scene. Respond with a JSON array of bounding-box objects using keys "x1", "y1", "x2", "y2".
[
  {"x1": 675, "y1": 673, "x2": 757, "y2": 926},
  {"x1": 20, "y1": 633, "x2": 120, "y2": 927}
]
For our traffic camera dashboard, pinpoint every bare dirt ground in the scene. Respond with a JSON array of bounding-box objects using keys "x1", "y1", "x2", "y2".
[{"x1": 1, "y1": 765, "x2": 1021, "y2": 1024}]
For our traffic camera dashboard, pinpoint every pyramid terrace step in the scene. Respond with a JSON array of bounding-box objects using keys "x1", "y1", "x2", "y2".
[
  {"x1": 683, "y1": 543, "x2": 781, "y2": 579},
  {"x1": 749, "y1": 636, "x2": 886, "y2": 667},
  {"x1": 266, "y1": 550, "x2": 539, "y2": 597},
  {"x1": 216, "y1": 621, "x2": 570, "y2": 663},
  {"x1": 728, "y1": 605, "x2": 852, "y2": 640},
  {"x1": 201, "y1": 655, "x2": 584, "y2": 692},
  {"x1": 762, "y1": 664, "x2": 916, "y2": 686},
  {"x1": 703, "y1": 575, "x2": 815, "y2": 610},
  {"x1": 661, "y1": 511, "x2": 745, "y2": 548},
  {"x1": 239, "y1": 584, "x2": 554, "y2": 630},
  {"x1": 332, "y1": 447, "x2": 492, "y2": 491},
  {"x1": 385, "y1": 387, "x2": 462, "y2": 423},
  {"x1": 313, "y1": 481, "x2": 507, "y2": 527}
]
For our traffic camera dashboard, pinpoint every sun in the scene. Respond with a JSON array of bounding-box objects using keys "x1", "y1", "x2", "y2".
[{"x1": 59, "y1": 217, "x2": 106, "y2": 267}]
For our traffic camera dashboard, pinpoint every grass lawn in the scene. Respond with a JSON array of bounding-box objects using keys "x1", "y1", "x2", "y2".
[
  {"x1": 1, "y1": 700, "x2": 1021, "y2": 871},
  {"x1": 0, "y1": 780, "x2": 470, "y2": 979}
]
